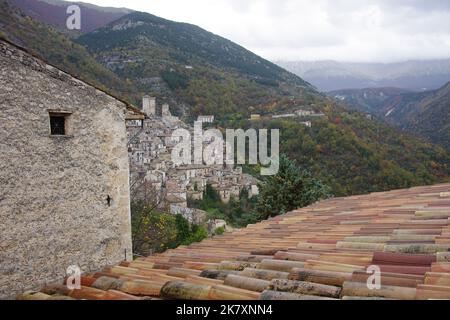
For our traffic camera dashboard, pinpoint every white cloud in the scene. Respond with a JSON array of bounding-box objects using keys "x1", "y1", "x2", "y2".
[{"x1": 69, "y1": 0, "x2": 450, "y2": 63}]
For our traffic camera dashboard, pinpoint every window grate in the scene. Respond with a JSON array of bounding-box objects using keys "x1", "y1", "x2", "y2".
[{"x1": 50, "y1": 115, "x2": 66, "y2": 135}]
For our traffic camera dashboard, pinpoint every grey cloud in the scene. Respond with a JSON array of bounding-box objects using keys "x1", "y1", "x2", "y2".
[{"x1": 380, "y1": 0, "x2": 450, "y2": 11}]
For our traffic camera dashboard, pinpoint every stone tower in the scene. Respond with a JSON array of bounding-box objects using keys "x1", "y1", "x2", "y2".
[
  {"x1": 142, "y1": 95, "x2": 156, "y2": 116},
  {"x1": 162, "y1": 103, "x2": 171, "y2": 117}
]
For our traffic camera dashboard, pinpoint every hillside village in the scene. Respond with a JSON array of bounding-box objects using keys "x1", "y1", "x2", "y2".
[
  {"x1": 126, "y1": 96, "x2": 260, "y2": 226},
  {"x1": 125, "y1": 95, "x2": 326, "y2": 225}
]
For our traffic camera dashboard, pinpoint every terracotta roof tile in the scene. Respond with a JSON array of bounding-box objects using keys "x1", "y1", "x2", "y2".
[{"x1": 17, "y1": 183, "x2": 450, "y2": 300}]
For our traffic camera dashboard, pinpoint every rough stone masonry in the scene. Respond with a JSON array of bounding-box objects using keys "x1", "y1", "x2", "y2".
[{"x1": 0, "y1": 39, "x2": 133, "y2": 299}]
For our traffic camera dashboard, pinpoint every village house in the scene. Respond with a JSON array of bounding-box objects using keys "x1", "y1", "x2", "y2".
[
  {"x1": 300, "y1": 121, "x2": 312, "y2": 128},
  {"x1": 0, "y1": 39, "x2": 141, "y2": 299},
  {"x1": 161, "y1": 103, "x2": 180, "y2": 122},
  {"x1": 197, "y1": 115, "x2": 215, "y2": 123},
  {"x1": 295, "y1": 109, "x2": 313, "y2": 116},
  {"x1": 272, "y1": 113, "x2": 297, "y2": 119}
]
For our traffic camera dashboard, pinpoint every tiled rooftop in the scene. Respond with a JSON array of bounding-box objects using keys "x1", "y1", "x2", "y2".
[{"x1": 18, "y1": 184, "x2": 450, "y2": 300}]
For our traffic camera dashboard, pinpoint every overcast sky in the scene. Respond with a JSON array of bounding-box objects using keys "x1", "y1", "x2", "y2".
[{"x1": 72, "y1": 0, "x2": 450, "y2": 63}]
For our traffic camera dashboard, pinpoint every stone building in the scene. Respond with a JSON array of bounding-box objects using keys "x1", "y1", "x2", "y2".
[
  {"x1": 0, "y1": 39, "x2": 136, "y2": 298},
  {"x1": 295, "y1": 109, "x2": 313, "y2": 116},
  {"x1": 197, "y1": 115, "x2": 215, "y2": 123}
]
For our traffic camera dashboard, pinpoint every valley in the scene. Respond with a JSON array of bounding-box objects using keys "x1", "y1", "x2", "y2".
[{"x1": 330, "y1": 83, "x2": 450, "y2": 150}]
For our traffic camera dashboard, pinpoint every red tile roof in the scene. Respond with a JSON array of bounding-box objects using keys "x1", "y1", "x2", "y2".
[{"x1": 18, "y1": 183, "x2": 450, "y2": 300}]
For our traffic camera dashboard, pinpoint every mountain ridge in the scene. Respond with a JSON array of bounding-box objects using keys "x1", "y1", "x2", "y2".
[
  {"x1": 75, "y1": 10, "x2": 315, "y2": 118},
  {"x1": 278, "y1": 60, "x2": 450, "y2": 92},
  {"x1": 78, "y1": 11, "x2": 311, "y2": 86}
]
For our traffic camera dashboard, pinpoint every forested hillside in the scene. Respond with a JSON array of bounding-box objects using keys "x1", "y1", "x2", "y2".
[
  {"x1": 234, "y1": 104, "x2": 450, "y2": 196},
  {"x1": 383, "y1": 83, "x2": 450, "y2": 150},
  {"x1": 0, "y1": 0, "x2": 139, "y2": 101},
  {"x1": 330, "y1": 83, "x2": 450, "y2": 150}
]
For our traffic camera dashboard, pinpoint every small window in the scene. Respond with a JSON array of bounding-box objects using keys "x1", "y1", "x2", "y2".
[{"x1": 49, "y1": 113, "x2": 69, "y2": 135}]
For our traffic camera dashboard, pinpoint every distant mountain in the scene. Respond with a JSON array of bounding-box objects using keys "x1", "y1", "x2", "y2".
[
  {"x1": 330, "y1": 83, "x2": 450, "y2": 150},
  {"x1": 2, "y1": 0, "x2": 449, "y2": 196},
  {"x1": 277, "y1": 60, "x2": 450, "y2": 92},
  {"x1": 8, "y1": 0, "x2": 132, "y2": 34},
  {"x1": 330, "y1": 87, "x2": 412, "y2": 114}
]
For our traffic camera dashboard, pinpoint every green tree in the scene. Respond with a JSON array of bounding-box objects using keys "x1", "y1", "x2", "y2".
[
  {"x1": 257, "y1": 154, "x2": 332, "y2": 219},
  {"x1": 174, "y1": 214, "x2": 191, "y2": 245},
  {"x1": 187, "y1": 225, "x2": 209, "y2": 243},
  {"x1": 203, "y1": 184, "x2": 221, "y2": 203}
]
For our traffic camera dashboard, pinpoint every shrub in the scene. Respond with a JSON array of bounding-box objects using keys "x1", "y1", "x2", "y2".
[
  {"x1": 131, "y1": 200, "x2": 208, "y2": 256},
  {"x1": 161, "y1": 70, "x2": 188, "y2": 90},
  {"x1": 256, "y1": 154, "x2": 332, "y2": 219},
  {"x1": 187, "y1": 225, "x2": 209, "y2": 244},
  {"x1": 214, "y1": 226, "x2": 225, "y2": 235}
]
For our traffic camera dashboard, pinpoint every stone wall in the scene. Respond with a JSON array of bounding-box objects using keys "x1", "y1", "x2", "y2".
[
  {"x1": 169, "y1": 205, "x2": 207, "y2": 225},
  {"x1": 0, "y1": 40, "x2": 132, "y2": 299}
]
